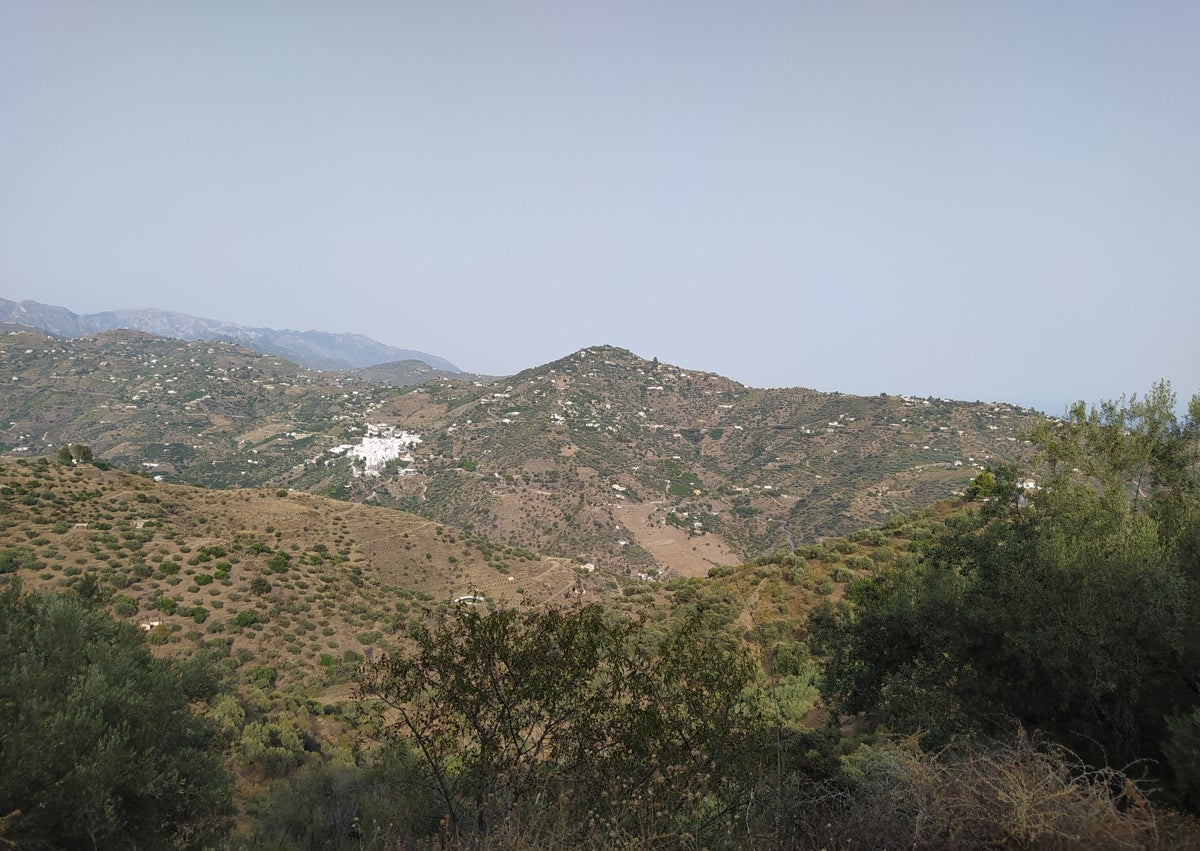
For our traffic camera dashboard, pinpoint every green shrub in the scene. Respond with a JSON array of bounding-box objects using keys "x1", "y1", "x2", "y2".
[
  {"x1": 268, "y1": 550, "x2": 291, "y2": 574},
  {"x1": 235, "y1": 609, "x2": 265, "y2": 628},
  {"x1": 239, "y1": 720, "x2": 303, "y2": 777},
  {"x1": 0, "y1": 587, "x2": 233, "y2": 845},
  {"x1": 773, "y1": 640, "x2": 810, "y2": 677}
]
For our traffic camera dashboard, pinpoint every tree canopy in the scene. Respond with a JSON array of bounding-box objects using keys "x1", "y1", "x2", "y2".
[
  {"x1": 813, "y1": 382, "x2": 1200, "y2": 803},
  {"x1": 357, "y1": 600, "x2": 761, "y2": 842},
  {"x1": 0, "y1": 584, "x2": 233, "y2": 849}
]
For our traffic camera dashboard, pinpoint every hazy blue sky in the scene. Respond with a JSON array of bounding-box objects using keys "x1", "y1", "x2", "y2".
[{"x1": 3, "y1": 2, "x2": 1197, "y2": 414}]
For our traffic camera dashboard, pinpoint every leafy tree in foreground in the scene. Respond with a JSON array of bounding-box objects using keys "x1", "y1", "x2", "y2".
[
  {"x1": 813, "y1": 382, "x2": 1200, "y2": 801},
  {"x1": 357, "y1": 601, "x2": 761, "y2": 843},
  {"x1": 0, "y1": 582, "x2": 233, "y2": 849}
]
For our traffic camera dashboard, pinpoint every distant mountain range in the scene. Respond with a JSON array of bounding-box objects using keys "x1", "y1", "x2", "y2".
[{"x1": 0, "y1": 297, "x2": 461, "y2": 373}]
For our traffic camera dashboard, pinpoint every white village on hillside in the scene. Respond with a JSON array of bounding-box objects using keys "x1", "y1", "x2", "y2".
[{"x1": 328, "y1": 424, "x2": 422, "y2": 476}]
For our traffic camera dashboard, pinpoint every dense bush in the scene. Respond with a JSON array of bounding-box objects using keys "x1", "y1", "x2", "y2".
[
  {"x1": 814, "y1": 383, "x2": 1200, "y2": 806},
  {"x1": 0, "y1": 583, "x2": 232, "y2": 847},
  {"x1": 358, "y1": 600, "x2": 763, "y2": 843}
]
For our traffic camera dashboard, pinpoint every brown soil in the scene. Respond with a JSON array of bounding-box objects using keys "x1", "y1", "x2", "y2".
[{"x1": 611, "y1": 502, "x2": 740, "y2": 579}]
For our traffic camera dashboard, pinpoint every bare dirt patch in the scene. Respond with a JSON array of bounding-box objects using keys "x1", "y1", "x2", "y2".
[{"x1": 612, "y1": 502, "x2": 741, "y2": 579}]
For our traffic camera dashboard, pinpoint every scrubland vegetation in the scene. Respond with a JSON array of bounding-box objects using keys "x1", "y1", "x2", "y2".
[{"x1": 2, "y1": 381, "x2": 1200, "y2": 848}]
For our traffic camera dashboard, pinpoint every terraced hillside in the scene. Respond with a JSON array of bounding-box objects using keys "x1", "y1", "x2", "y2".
[
  {"x1": 0, "y1": 458, "x2": 602, "y2": 696},
  {"x1": 361, "y1": 346, "x2": 1041, "y2": 574},
  {"x1": 1, "y1": 331, "x2": 1042, "y2": 576}
]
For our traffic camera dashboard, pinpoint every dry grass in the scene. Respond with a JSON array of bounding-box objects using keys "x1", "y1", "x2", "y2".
[
  {"x1": 774, "y1": 732, "x2": 1195, "y2": 850},
  {"x1": 262, "y1": 732, "x2": 1200, "y2": 850}
]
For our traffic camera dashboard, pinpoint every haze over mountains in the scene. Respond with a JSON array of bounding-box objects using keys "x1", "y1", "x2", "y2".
[{"x1": 0, "y1": 297, "x2": 461, "y2": 373}]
